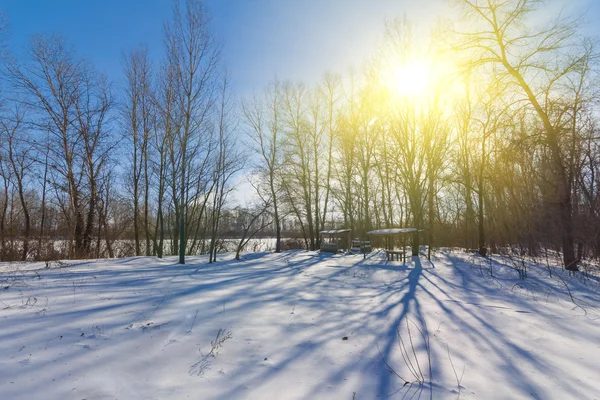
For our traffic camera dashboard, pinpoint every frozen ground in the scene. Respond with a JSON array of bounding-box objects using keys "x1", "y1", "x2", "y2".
[{"x1": 1, "y1": 250, "x2": 599, "y2": 399}]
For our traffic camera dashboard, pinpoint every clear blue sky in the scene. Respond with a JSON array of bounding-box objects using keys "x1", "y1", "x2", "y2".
[
  {"x1": 0, "y1": 0, "x2": 446, "y2": 96},
  {"x1": 1, "y1": 0, "x2": 598, "y2": 97}
]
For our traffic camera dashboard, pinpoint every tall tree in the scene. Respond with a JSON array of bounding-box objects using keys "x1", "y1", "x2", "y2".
[
  {"x1": 165, "y1": 0, "x2": 220, "y2": 264},
  {"x1": 208, "y1": 71, "x2": 244, "y2": 263},
  {"x1": 153, "y1": 61, "x2": 180, "y2": 258},
  {"x1": 242, "y1": 80, "x2": 284, "y2": 253},
  {"x1": 0, "y1": 108, "x2": 31, "y2": 260},
  {"x1": 452, "y1": 0, "x2": 593, "y2": 270},
  {"x1": 319, "y1": 73, "x2": 341, "y2": 232},
  {"x1": 7, "y1": 34, "x2": 112, "y2": 258},
  {"x1": 122, "y1": 46, "x2": 153, "y2": 256}
]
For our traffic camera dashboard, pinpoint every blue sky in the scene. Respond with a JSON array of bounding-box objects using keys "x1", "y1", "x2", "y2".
[
  {"x1": 0, "y1": 0, "x2": 449, "y2": 96},
  {"x1": 1, "y1": 0, "x2": 599, "y2": 97}
]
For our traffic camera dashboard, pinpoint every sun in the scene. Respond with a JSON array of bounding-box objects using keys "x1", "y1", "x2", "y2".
[
  {"x1": 384, "y1": 60, "x2": 431, "y2": 98},
  {"x1": 378, "y1": 55, "x2": 465, "y2": 115}
]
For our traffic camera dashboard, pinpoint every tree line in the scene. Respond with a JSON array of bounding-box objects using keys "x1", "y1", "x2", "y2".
[
  {"x1": 0, "y1": 1, "x2": 245, "y2": 264},
  {"x1": 1, "y1": 0, "x2": 599, "y2": 271},
  {"x1": 243, "y1": 0, "x2": 600, "y2": 271}
]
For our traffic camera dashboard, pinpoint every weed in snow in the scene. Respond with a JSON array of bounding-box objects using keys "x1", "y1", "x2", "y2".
[{"x1": 190, "y1": 328, "x2": 233, "y2": 377}]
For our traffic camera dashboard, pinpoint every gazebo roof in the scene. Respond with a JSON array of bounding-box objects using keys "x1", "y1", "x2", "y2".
[
  {"x1": 367, "y1": 228, "x2": 417, "y2": 236},
  {"x1": 319, "y1": 229, "x2": 351, "y2": 235}
]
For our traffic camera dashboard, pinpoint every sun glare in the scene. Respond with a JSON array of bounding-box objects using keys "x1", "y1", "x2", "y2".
[
  {"x1": 379, "y1": 55, "x2": 465, "y2": 115},
  {"x1": 385, "y1": 60, "x2": 431, "y2": 97}
]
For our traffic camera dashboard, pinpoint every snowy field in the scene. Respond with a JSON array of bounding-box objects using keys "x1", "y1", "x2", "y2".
[{"x1": 1, "y1": 250, "x2": 600, "y2": 399}]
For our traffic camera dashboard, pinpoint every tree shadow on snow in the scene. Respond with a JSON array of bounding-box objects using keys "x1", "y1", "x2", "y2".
[{"x1": 2, "y1": 250, "x2": 599, "y2": 399}]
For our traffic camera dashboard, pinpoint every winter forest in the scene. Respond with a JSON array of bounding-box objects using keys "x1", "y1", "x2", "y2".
[
  {"x1": 0, "y1": 0, "x2": 599, "y2": 270},
  {"x1": 4, "y1": 1, "x2": 600, "y2": 399}
]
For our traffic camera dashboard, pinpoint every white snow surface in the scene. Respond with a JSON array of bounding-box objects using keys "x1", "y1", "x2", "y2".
[{"x1": 1, "y1": 250, "x2": 600, "y2": 399}]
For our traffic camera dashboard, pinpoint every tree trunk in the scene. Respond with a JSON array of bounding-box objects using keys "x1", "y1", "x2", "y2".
[
  {"x1": 477, "y1": 137, "x2": 486, "y2": 257},
  {"x1": 38, "y1": 145, "x2": 49, "y2": 260}
]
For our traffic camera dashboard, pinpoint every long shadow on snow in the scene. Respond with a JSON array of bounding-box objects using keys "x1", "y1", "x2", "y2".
[
  {"x1": 5, "y1": 251, "x2": 595, "y2": 399},
  {"x1": 213, "y1": 253, "x2": 435, "y2": 400},
  {"x1": 426, "y1": 253, "x2": 598, "y2": 398}
]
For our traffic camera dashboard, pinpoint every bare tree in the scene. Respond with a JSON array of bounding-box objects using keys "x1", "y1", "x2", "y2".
[
  {"x1": 281, "y1": 81, "x2": 319, "y2": 249},
  {"x1": 122, "y1": 45, "x2": 154, "y2": 256},
  {"x1": 153, "y1": 60, "x2": 180, "y2": 258},
  {"x1": 242, "y1": 80, "x2": 284, "y2": 253},
  {"x1": 208, "y1": 71, "x2": 244, "y2": 263},
  {"x1": 318, "y1": 73, "x2": 341, "y2": 232},
  {"x1": 451, "y1": 0, "x2": 593, "y2": 270},
  {"x1": 165, "y1": 0, "x2": 220, "y2": 264},
  {"x1": 452, "y1": 85, "x2": 476, "y2": 250},
  {"x1": 0, "y1": 147, "x2": 10, "y2": 258},
  {"x1": 234, "y1": 200, "x2": 273, "y2": 261},
  {"x1": 0, "y1": 107, "x2": 32, "y2": 260},
  {"x1": 332, "y1": 75, "x2": 359, "y2": 233},
  {"x1": 75, "y1": 69, "x2": 114, "y2": 256},
  {"x1": 6, "y1": 34, "x2": 113, "y2": 258}
]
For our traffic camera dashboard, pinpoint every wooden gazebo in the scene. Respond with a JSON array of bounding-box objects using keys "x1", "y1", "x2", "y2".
[{"x1": 367, "y1": 228, "x2": 418, "y2": 262}]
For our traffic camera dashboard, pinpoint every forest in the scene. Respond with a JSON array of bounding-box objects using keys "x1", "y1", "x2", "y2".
[{"x1": 0, "y1": 0, "x2": 598, "y2": 273}]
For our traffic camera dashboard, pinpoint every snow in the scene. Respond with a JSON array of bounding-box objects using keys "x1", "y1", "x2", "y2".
[{"x1": 1, "y1": 250, "x2": 600, "y2": 399}]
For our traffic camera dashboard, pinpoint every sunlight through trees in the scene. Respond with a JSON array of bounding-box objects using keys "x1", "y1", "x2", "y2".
[{"x1": 0, "y1": 0, "x2": 598, "y2": 271}]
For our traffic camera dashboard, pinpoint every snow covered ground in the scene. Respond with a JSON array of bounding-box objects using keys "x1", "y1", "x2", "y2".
[{"x1": 1, "y1": 250, "x2": 599, "y2": 399}]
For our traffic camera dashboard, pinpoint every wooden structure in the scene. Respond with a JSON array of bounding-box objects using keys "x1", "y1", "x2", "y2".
[
  {"x1": 351, "y1": 240, "x2": 372, "y2": 259},
  {"x1": 366, "y1": 228, "x2": 418, "y2": 262},
  {"x1": 385, "y1": 250, "x2": 404, "y2": 261},
  {"x1": 319, "y1": 229, "x2": 351, "y2": 253}
]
